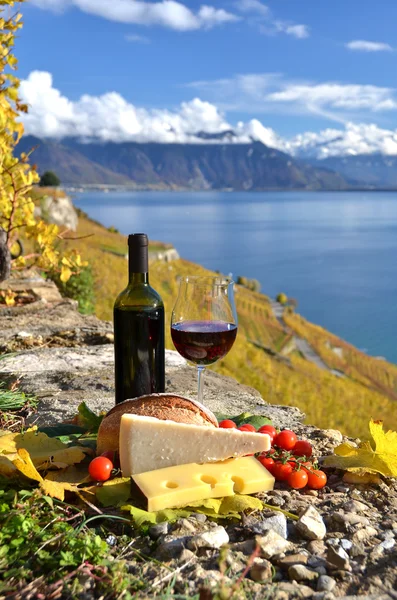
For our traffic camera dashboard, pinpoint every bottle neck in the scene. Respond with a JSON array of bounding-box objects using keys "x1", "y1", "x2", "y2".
[
  {"x1": 128, "y1": 243, "x2": 149, "y2": 285},
  {"x1": 129, "y1": 271, "x2": 149, "y2": 285}
]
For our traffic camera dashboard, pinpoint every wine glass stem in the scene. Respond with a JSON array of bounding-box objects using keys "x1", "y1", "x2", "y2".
[{"x1": 197, "y1": 365, "x2": 205, "y2": 404}]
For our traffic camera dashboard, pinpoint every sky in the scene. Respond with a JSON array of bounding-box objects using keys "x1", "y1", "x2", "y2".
[{"x1": 13, "y1": 0, "x2": 397, "y2": 156}]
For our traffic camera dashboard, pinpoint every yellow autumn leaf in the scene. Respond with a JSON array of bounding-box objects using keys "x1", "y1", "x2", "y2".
[
  {"x1": 13, "y1": 448, "x2": 43, "y2": 483},
  {"x1": 43, "y1": 466, "x2": 91, "y2": 501},
  {"x1": 0, "y1": 429, "x2": 87, "y2": 473},
  {"x1": 323, "y1": 419, "x2": 397, "y2": 477},
  {"x1": 60, "y1": 265, "x2": 72, "y2": 283}
]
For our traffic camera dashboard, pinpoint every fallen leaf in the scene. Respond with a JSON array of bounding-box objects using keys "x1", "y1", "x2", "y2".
[
  {"x1": 122, "y1": 504, "x2": 190, "y2": 527},
  {"x1": 96, "y1": 477, "x2": 131, "y2": 507},
  {"x1": 343, "y1": 472, "x2": 382, "y2": 485},
  {"x1": 323, "y1": 419, "x2": 397, "y2": 477},
  {"x1": 13, "y1": 448, "x2": 43, "y2": 483},
  {"x1": 75, "y1": 402, "x2": 103, "y2": 432},
  {"x1": 215, "y1": 412, "x2": 272, "y2": 429},
  {"x1": 0, "y1": 429, "x2": 87, "y2": 472},
  {"x1": 219, "y1": 494, "x2": 263, "y2": 514}
]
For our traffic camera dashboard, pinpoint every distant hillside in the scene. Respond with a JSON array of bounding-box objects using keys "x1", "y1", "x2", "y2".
[
  {"x1": 17, "y1": 135, "x2": 350, "y2": 191},
  {"x1": 312, "y1": 154, "x2": 397, "y2": 187},
  {"x1": 16, "y1": 136, "x2": 131, "y2": 186}
]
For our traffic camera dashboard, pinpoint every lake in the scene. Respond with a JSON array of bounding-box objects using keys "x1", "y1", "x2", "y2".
[{"x1": 73, "y1": 190, "x2": 397, "y2": 364}]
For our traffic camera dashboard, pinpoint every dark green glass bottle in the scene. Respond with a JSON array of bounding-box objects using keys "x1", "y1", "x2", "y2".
[{"x1": 113, "y1": 233, "x2": 165, "y2": 404}]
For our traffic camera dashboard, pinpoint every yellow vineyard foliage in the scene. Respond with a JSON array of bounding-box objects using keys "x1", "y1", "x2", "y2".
[{"x1": 0, "y1": 0, "x2": 85, "y2": 291}]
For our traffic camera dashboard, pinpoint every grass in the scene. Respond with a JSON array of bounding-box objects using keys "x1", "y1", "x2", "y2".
[{"x1": 44, "y1": 210, "x2": 397, "y2": 439}]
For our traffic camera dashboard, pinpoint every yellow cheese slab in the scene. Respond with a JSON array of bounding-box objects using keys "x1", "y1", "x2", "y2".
[
  {"x1": 120, "y1": 414, "x2": 271, "y2": 475},
  {"x1": 131, "y1": 456, "x2": 275, "y2": 512}
]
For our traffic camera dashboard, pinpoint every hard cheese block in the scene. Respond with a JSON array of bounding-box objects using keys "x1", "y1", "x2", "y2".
[
  {"x1": 119, "y1": 414, "x2": 271, "y2": 475},
  {"x1": 131, "y1": 456, "x2": 275, "y2": 512}
]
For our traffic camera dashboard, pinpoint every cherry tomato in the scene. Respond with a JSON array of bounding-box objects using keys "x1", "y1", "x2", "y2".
[
  {"x1": 257, "y1": 425, "x2": 277, "y2": 442},
  {"x1": 274, "y1": 430, "x2": 297, "y2": 451},
  {"x1": 238, "y1": 424, "x2": 257, "y2": 432},
  {"x1": 257, "y1": 455, "x2": 276, "y2": 473},
  {"x1": 287, "y1": 469, "x2": 308, "y2": 489},
  {"x1": 101, "y1": 450, "x2": 115, "y2": 462},
  {"x1": 292, "y1": 440, "x2": 313, "y2": 458},
  {"x1": 219, "y1": 419, "x2": 237, "y2": 429},
  {"x1": 307, "y1": 469, "x2": 327, "y2": 490},
  {"x1": 272, "y1": 461, "x2": 293, "y2": 481},
  {"x1": 89, "y1": 456, "x2": 113, "y2": 482}
]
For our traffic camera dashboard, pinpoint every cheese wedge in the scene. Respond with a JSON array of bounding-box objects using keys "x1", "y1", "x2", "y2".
[
  {"x1": 131, "y1": 456, "x2": 275, "y2": 512},
  {"x1": 119, "y1": 414, "x2": 271, "y2": 476}
]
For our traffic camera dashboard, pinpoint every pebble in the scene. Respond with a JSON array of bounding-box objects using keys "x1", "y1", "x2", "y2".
[
  {"x1": 187, "y1": 526, "x2": 229, "y2": 550},
  {"x1": 249, "y1": 559, "x2": 273, "y2": 582},
  {"x1": 178, "y1": 548, "x2": 196, "y2": 563},
  {"x1": 319, "y1": 429, "x2": 343, "y2": 443},
  {"x1": 277, "y1": 553, "x2": 309, "y2": 568},
  {"x1": 256, "y1": 530, "x2": 293, "y2": 558},
  {"x1": 326, "y1": 538, "x2": 340, "y2": 547},
  {"x1": 148, "y1": 522, "x2": 169, "y2": 540},
  {"x1": 191, "y1": 513, "x2": 207, "y2": 523},
  {"x1": 307, "y1": 540, "x2": 327, "y2": 555},
  {"x1": 155, "y1": 536, "x2": 190, "y2": 561},
  {"x1": 317, "y1": 575, "x2": 336, "y2": 592},
  {"x1": 379, "y1": 538, "x2": 395, "y2": 550},
  {"x1": 326, "y1": 546, "x2": 351, "y2": 570},
  {"x1": 251, "y1": 513, "x2": 288, "y2": 539},
  {"x1": 313, "y1": 593, "x2": 336, "y2": 600},
  {"x1": 340, "y1": 539, "x2": 353, "y2": 551},
  {"x1": 288, "y1": 564, "x2": 319, "y2": 582},
  {"x1": 296, "y1": 506, "x2": 327, "y2": 540},
  {"x1": 230, "y1": 539, "x2": 256, "y2": 555},
  {"x1": 352, "y1": 526, "x2": 377, "y2": 544},
  {"x1": 343, "y1": 500, "x2": 369, "y2": 513},
  {"x1": 277, "y1": 582, "x2": 315, "y2": 598}
]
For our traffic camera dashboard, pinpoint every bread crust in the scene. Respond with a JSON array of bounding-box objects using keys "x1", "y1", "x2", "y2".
[{"x1": 96, "y1": 393, "x2": 218, "y2": 455}]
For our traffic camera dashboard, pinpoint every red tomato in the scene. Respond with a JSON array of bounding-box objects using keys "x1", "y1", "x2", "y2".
[
  {"x1": 257, "y1": 425, "x2": 277, "y2": 442},
  {"x1": 238, "y1": 424, "x2": 257, "y2": 432},
  {"x1": 257, "y1": 455, "x2": 276, "y2": 473},
  {"x1": 272, "y1": 461, "x2": 293, "y2": 481},
  {"x1": 88, "y1": 456, "x2": 113, "y2": 482},
  {"x1": 274, "y1": 430, "x2": 297, "y2": 451},
  {"x1": 287, "y1": 469, "x2": 308, "y2": 489},
  {"x1": 292, "y1": 440, "x2": 313, "y2": 458},
  {"x1": 219, "y1": 419, "x2": 237, "y2": 429},
  {"x1": 307, "y1": 469, "x2": 327, "y2": 490}
]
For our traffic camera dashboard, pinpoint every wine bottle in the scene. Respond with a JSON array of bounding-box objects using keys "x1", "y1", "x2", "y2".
[{"x1": 114, "y1": 233, "x2": 165, "y2": 404}]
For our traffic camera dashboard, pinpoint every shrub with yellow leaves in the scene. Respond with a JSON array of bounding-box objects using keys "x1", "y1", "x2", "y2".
[{"x1": 0, "y1": 0, "x2": 85, "y2": 293}]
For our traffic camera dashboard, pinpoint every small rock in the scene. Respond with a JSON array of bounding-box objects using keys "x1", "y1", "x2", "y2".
[
  {"x1": 278, "y1": 553, "x2": 308, "y2": 569},
  {"x1": 174, "y1": 518, "x2": 197, "y2": 534},
  {"x1": 190, "y1": 512, "x2": 207, "y2": 523},
  {"x1": 149, "y1": 522, "x2": 169, "y2": 540},
  {"x1": 352, "y1": 526, "x2": 377, "y2": 544},
  {"x1": 296, "y1": 506, "x2": 327, "y2": 540},
  {"x1": 178, "y1": 548, "x2": 196, "y2": 563},
  {"x1": 312, "y1": 593, "x2": 336, "y2": 600},
  {"x1": 105, "y1": 534, "x2": 117, "y2": 546},
  {"x1": 230, "y1": 539, "x2": 256, "y2": 555},
  {"x1": 319, "y1": 429, "x2": 343, "y2": 443},
  {"x1": 307, "y1": 540, "x2": 327, "y2": 555},
  {"x1": 249, "y1": 559, "x2": 273, "y2": 582},
  {"x1": 326, "y1": 538, "x2": 340, "y2": 547},
  {"x1": 277, "y1": 582, "x2": 315, "y2": 598},
  {"x1": 187, "y1": 526, "x2": 229, "y2": 550},
  {"x1": 349, "y1": 543, "x2": 365, "y2": 558},
  {"x1": 251, "y1": 513, "x2": 288, "y2": 539},
  {"x1": 317, "y1": 575, "x2": 336, "y2": 592},
  {"x1": 343, "y1": 500, "x2": 369, "y2": 512},
  {"x1": 256, "y1": 530, "x2": 293, "y2": 559},
  {"x1": 155, "y1": 536, "x2": 189, "y2": 560},
  {"x1": 326, "y1": 546, "x2": 350, "y2": 570},
  {"x1": 379, "y1": 538, "x2": 395, "y2": 550},
  {"x1": 288, "y1": 564, "x2": 319, "y2": 582}
]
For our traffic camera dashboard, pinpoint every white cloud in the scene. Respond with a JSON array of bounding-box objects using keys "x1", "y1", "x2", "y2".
[
  {"x1": 29, "y1": 0, "x2": 239, "y2": 31},
  {"x1": 283, "y1": 24, "x2": 309, "y2": 39},
  {"x1": 125, "y1": 33, "x2": 151, "y2": 43},
  {"x1": 346, "y1": 40, "x2": 393, "y2": 52},
  {"x1": 187, "y1": 73, "x2": 397, "y2": 122},
  {"x1": 19, "y1": 71, "x2": 235, "y2": 142},
  {"x1": 235, "y1": 0, "x2": 309, "y2": 38},
  {"x1": 286, "y1": 123, "x2": 397, "y2": 158},
  {"x1": 19, "y1": 71, "x2": 397, "y2": 159}
]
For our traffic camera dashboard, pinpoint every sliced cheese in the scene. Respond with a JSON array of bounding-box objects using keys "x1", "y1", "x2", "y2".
[
  {"x1": 119, "y1": 414, "x2": 271, "y2": 476},
  {"x1": 131, "y1": 456, "x2": 275, "y2": 512}
]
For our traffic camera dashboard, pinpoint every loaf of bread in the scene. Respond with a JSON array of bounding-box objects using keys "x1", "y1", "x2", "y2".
[{"x1": 96, "y1": 393, "x2": 218, "y2": 455}]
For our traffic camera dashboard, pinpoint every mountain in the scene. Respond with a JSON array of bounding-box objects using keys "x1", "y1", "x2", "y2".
[
  {"x1": 312, "y1": 154, "x2": 397, "y2": 188},
  {"x1": 16, "y1": 136, "x2": 131, "y2": 186},
  {"x1": 17, "y1": 135, "x2": 349, "y2": 191}
]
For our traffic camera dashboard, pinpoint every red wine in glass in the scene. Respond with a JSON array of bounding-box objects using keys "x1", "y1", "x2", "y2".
[
  {"x1": 171, "y1": 320, "x2": 238, "y2": 365},
  {"x1": 171, "y1": 276, "x2": 238, "y2": 405}
]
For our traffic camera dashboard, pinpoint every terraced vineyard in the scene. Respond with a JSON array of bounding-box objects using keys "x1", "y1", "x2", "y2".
[{"x1": 61, "y1": 213, "x2": 397, "y2": 438}]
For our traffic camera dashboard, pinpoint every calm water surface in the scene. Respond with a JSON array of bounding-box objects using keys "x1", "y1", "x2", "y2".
[{"x1": 73, "y1": 191, "x2": 397, "y2": 364}]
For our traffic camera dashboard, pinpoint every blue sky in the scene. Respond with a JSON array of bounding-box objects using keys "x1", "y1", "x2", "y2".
[{"x1": 14, "y1": 0, "x2": 397, "y2": 154}]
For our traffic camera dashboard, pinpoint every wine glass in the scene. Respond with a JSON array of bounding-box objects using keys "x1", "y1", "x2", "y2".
[{"x1": 171, "y1": 275, "x2": 238, "y2": 405}]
